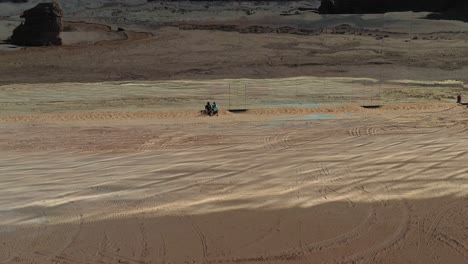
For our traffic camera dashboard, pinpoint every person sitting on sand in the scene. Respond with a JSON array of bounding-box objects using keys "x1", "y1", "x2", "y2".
[
  {"x1": 212, "y1": 102, "x2": 219, "y2": 116},
  {"x1": 204, "y1": 102, "x2": 212, "y2": 116}
]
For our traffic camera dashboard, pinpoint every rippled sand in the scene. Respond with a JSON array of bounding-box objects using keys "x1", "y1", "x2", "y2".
[{"x1": 0, "y1": 79, "x2": 466, "y2": 263}]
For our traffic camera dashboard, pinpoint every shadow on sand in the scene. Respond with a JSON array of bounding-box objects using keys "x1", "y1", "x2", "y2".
[{"x1": 0, "y1": 195, "x2": 466, "y2": 264}]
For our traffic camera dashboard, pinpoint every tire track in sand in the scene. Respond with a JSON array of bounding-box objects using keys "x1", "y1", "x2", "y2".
[
  {"x1": 348, "y1": 125, "x2": 404, "y2": 138},
  {"x1": 212, "y1": 207, "x2": 378, "y2": 263},
  {"x1": 421, "y1": 199, "x2": 468, "y2": 260},
  {"x1": 342, "y1": 200, "x2": 411, "y2": 264},
  {"x1": 159, "y1": 233, "x2": 167, "y2": 264},
  {"x1": 236, "y1": 214, "x2": 283, "y2": 251},
  {"x1": 94, "y1": 232, "x2": 146, "y2": 264},
  {"x1": 264, "y1": 132, "x2": 293, "y2": 150},
  {"x1": 49, "y1": 212, "x2": 84, "y2": 263},
  {"x1": 185, "y1": 216, "x2": 208, "y2": 262}
]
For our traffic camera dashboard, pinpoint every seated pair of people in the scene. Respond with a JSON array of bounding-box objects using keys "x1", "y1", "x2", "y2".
[{"x1": 204, "y1": 102, "x2": 219, "y2": 116}]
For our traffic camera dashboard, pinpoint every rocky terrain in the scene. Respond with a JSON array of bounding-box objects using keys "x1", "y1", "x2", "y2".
[
  {"x1": 0, "y1": 1, "x2": 467, "y2": 83},
  {"x1": 10, "y1": 2, "x2": 63, "y2": 46},
  {"x1": 319, "y1": 0, "x2": 467, "y2": 14}
]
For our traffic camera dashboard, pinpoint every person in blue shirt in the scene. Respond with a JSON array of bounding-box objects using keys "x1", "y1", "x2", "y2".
[{"x1": 212, "y1": 102, "x2": 219, "y2": 116}]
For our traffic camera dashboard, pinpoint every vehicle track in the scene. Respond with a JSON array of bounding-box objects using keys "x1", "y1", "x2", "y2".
[
  {"x1": 212, "y1": 207, "x2": 378, "y2": 263},
  {"x1": 5, "y1": 206, "x2": 51, "y2": 263},
  {"x1": 94, "y1": 232, "x2": 145, "y2": 264},
  {"x1": 342, "y1": 200, "x2": 411, "y2": 264},
  {"x1": 346, "y1": 105, "x2": 459, "y2": 140},
  {"x1": 236, "y1": 214, "x2": 283, "y2": 251},
  {"x1": 185, "y1": 216, "x2": 208, "y2": 262},
  {"x1": 422, "y1": 199, "x2": 468, "y2": 260},
  {"x1": 264, "y1": 132, "x2": 293, "y2": 150},
  {"x1": 433, "y1": 232, "x2": 468, "y2": 257},
  {"x1": 49, "y1": 212, "x2": 83, "y2": 263},
  {"x1": 138, "y1": 221, "x2": 150, "y2": 260},
  {"x1": 348, "y1": 125, "x2": 404, "y2": 138},
  {"x1": 159, "y1": 233, "x2": 167, "y2": 264},
  {"x1": 306, "y1": 208, "x2": 378, "y2": 253}
]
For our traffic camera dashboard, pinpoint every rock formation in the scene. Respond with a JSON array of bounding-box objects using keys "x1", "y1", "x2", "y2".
[
  {"x1": 318, "y1": 0, "x2": 334, "y2": 14},
  {"x1": 319, "y1": 0, "x2": 464, "y2": 14},
  {"x1": 10, "y1": 1, "x2": 63, "y2": 46}
]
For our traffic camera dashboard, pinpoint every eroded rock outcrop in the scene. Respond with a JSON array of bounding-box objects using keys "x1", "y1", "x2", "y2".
[
  {"x1": 318, "y1": 0, "x2": 334, "y2": 14},
  {"x1": 10, "y1": 1, "x2": 63, "y2": 46},
  {"x1": 319, "y1": 0, "x2": 464, "y2": 14}
]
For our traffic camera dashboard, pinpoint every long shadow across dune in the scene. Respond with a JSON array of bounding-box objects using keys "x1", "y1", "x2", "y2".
[{"x1": 0, "y1": 195, "x2": 466, "y2": 264}]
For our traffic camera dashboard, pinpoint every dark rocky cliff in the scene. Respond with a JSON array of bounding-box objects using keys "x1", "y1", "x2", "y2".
[{"x1": 319, "y1": 0, "x2": 467, "y2": 14}]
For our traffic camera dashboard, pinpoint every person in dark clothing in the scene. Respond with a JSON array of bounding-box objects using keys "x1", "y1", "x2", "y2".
[
  {"x1": 457, "y1": 94, "x2": 462, "y2": 104},
  {"x1": 204, "y1": 102, "x2": 212, "y2": 116}
]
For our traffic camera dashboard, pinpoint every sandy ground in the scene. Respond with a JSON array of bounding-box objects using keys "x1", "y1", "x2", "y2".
[
  {"x1": 0, "y1": 79, "x2": 467, "y2": 264},
  {"x1": 0, "y1": 1, "x2": 467, "y2": 263},
  {"x1": 2, "y1": 25, "x2": 468, "y2": 83},
  {"x1": 1, "y1": 1, "x2": 468, "y2": 82}
]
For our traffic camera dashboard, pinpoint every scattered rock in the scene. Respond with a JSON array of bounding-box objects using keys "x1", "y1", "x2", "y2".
[
  {"x1": 10, "y1": 1, "x2": 63, "y2": 46},
  {"x1": 246, "y1": 10, "x2": 255, "y2": 16}
]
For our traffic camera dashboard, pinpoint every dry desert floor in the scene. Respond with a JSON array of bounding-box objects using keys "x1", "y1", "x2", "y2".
[
  {"x1": 1, "y1": 1, "x2": 468, "y2": 263},
  {"x1": 0, "y1": 79, "x2": 467, "y2": 264}
]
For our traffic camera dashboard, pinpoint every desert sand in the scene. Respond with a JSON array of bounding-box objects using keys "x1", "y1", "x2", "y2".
[
  {"x1": 1, "y1": 1, "x2": 468, "y2": 82},
  {"x1": 0, "y1": 79, "x2": 467, "y2": 264},
  {"x1": 0, "y1": 1, "x2": 467, "y2": 263}
]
